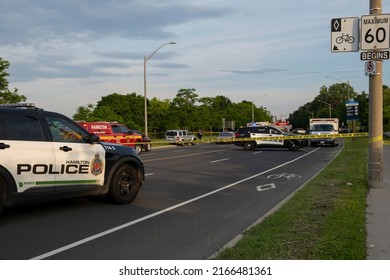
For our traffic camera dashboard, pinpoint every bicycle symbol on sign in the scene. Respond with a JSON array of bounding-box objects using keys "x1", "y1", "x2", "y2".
[
  {"x1": 335, "y1": 33, "x2": 355, "y2": 44},
  {"x1": 267, "y1": 173, "x2": 302, "y2": 180}
]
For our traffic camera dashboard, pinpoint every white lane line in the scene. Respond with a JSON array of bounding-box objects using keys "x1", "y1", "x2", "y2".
[
  {"x1": 210, "y1": 158, "x2": 230, "y2": 163},
  {"x1": 145, "y1": 173, "x2": 154, "y2": 176},
  {"x1": 252, "y1": 151, "x2": 263, "y2": 154},
  {"x1": 30, "y1": 148, "x2": 319, "y2": 260}
]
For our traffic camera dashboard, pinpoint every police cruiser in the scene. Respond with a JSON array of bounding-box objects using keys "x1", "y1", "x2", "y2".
[{"x1": 0, "y1": 103, "x2": 145, "y2": 216}]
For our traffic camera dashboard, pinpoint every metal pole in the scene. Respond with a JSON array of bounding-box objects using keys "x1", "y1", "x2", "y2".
[
  {"x1": 368, "y1": 0, "x2": 384, "y2": 188},
  {"x1": 251, "y1": 94, "x2": 267, "y2": 122},
  {"x1": 318, "y1": 100, "x2": 332, "y2": 118},
  {"x1": 143, "y1": 56, "x2": 148, "y2": 137},
  {"x1": 251, "y1": 102, "x2": 254, "y2": 122},
  {"x1": 143, "y1": 42, "x2": 176, "y2": 137}
]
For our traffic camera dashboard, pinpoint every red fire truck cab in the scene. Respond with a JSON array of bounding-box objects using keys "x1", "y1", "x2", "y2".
[{"x1": 77, "y1": 121, "x2": 144, "y2": 154}]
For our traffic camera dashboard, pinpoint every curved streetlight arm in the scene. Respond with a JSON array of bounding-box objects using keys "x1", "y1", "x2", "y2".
[
  {"x1": 325, "y1": 76, "x2": 344, "y2": 83},
  {"x1": 318, "y1": 100, "x2": 332, "y2": 118},
  {"x1": 251, "y1": 94, "x2": 267, "y2": 122},
  {"x1": 145, "y1": 41, "x2": 176, "y2": 62},
  {"x1": 325, "y1": 76, "x2": 352, "y2": 100}
]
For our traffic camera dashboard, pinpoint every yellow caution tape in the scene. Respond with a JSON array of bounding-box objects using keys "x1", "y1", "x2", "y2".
[
  {"x1": 115, "y1": 132, "x2": 390, "y2": 146},
  {"x1": 369, "y1": 135, "x2": 383, "y2": 143}
]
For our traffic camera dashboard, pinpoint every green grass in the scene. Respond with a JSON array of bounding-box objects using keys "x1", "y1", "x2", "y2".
[{"x1": 215, "y1": 138, "x2": 368, "y2": 260}]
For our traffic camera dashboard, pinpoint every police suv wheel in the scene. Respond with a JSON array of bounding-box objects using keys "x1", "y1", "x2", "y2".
[
  {"x1": 287, "y1": 141, "x2": 299, "y2": 151},
  {"x1": 145, "y1": 143, "x2": 151, "y2": 152},
  {"x1": 243, "y1": 141, "x2": 256, "y2": 151},
  {"x1": 108, "y1": 164, "x2": 140, "y2": 204}
]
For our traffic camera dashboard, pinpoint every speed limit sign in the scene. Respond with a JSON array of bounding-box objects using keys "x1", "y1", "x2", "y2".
[{"x1": 361, "y1": 14, "x2": 390, "y2": 50}]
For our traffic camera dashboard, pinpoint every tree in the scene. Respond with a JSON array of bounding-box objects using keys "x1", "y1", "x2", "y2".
[
  {"x1": 383, "y1": 85, "x2": 390, "y2": 131},
  {"x1": 171, "y1": 88, "x2": 199, "y2": 129},
  {"x1": 73, "y1": 104, "x2": 95, "y2": 121},
  {"x1": 148, "y1": 97, "x2": 172, "y2": 132},
  {"x1": 0, "y1": 58, "x2": 26, "y2": 104}
]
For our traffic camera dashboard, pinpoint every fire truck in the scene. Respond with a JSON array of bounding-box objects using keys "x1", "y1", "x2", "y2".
[{"x1": 77, "y1": 121, "x2": 144, "y2": 154}]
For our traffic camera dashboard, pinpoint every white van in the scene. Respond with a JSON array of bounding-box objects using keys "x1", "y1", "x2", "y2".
[{"x1": 165, "y1": 130, "x2": 197, "y2": 145}]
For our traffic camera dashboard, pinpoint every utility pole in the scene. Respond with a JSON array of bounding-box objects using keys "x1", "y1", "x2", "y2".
[{"x1": 368, "y1": 0, "x2": 384, "y2": 188}]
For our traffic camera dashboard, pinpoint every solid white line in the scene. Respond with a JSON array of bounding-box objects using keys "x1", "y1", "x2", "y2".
[
  {"x1": 210, "y1": 158, "x2": 230, "y2": 163},
  {"x1": 145, "y1": 173, "x2": 154, "y2": 176},
  {"x1": 30, "y1": 148, "x2": 319, "y2": 260}
]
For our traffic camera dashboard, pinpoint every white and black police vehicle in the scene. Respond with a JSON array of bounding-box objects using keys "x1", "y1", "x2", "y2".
[
  {"x1": 0, "y1": 103, "x2": 145, "y2": 216},
  {"x1": 234, "y1": 125, "x2": 308, "y2": 151}
]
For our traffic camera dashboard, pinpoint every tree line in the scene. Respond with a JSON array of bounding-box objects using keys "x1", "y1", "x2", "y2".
[{"x1": 72, "y1": 89, "x2": 271, "y2": 133}]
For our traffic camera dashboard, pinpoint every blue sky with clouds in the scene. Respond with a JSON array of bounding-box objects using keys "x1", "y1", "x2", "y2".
[{"x1": 1, "y1": 0, "x2": 390, "y2": 119}]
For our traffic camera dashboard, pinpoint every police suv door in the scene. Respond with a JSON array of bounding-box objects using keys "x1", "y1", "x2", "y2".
[
  {"x1": 251, "y1": 127, "x2": 284, "y2": 147},
  {"x1": 45, "y1": 116, "x2": 106, "y2": 189},
  {"x1": 0, "y1": 113, "x2": 57, "y2": 192},
  {"x1": 266, "y1": 127, "x2": 285, "y2": 146}
]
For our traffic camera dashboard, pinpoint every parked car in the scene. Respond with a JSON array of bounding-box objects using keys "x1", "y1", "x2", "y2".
[
  {"x1": 216, "y1": 131, "x2": 235, "y2": 144},
  {"x1": 291, "y1": 128, "x2": 307, "y2": 134},
  {"x1": 339, "y1": 126, "x2": 350, "y2": 133},
  {"x1": 165, "y1": 130, "x2": 197, "y2": 145},
  {"x1": 130, "y1": 130, "x2": 151, "y2": 152},
  {"x1": 0, "y1": 103, "x2": 145, "y2": 216}
]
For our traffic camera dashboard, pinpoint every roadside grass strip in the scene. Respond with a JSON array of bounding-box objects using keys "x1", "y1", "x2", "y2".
[{"x1": 215, "y1": 138, "x2": 368, "y2": 260}]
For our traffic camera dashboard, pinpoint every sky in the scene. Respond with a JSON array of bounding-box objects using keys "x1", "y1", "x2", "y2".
[{"x1": 1, "y1": 0, "x2": 390, "y2": 119}]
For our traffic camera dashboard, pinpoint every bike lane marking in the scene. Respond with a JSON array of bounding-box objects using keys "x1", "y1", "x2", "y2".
[
  {"x1": 30, "y1": 148, "x2": 321, "y2": 260},
  {"x1": 256, "y1": 183, "x2": 277, "y2": 192}
]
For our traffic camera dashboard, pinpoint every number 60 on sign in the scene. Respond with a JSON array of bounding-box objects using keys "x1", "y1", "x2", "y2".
[{"x1": 361, "y1": 14, "x2": 390, "y2": 50}]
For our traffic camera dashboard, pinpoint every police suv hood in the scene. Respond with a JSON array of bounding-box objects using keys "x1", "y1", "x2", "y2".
[{"x1": 100, "y1": 142, "x2": 139, "y2": 157}]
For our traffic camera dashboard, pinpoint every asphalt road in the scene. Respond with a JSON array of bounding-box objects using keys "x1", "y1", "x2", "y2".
[{"x1": 0, "y1": 142, "x2": 342, "y2": 260}]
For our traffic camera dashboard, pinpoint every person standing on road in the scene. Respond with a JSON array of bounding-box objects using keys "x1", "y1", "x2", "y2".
[{"x1": 197, "y1": 129, "x2": 203, "y2": 140}]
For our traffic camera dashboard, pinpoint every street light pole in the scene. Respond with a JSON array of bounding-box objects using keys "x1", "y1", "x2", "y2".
[
  {"x1": 305, "y1": 110, "x2": 314, "y2": 118},
  {"x1": 251, "y1": 94, "x2": 267, "y2": 122},
  {"x1": 318, "y1": 100, "x2": 331, "y2": 118},
  {"x1": 143, "y1": 41, "x2": 176, "y2": 136},
  {"x1": 368, "y1": 0, "x2": 383, "y2": 188},
  {"x1": 325, "y1": 76, "x2": 352, "y2": 100}
]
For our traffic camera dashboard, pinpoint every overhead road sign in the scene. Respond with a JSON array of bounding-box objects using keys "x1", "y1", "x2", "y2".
[
  {"x1": 361, "y1": 50, "x2": 389, "y2": 60},
  {"x1": 361, "y1": 14, "x2": 390, "y2": 50},
  {"x1": 331, "y1": 17, "x2": 359, "y2": 52}
]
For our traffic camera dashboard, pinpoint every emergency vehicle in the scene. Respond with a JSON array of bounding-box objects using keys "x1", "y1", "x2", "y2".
[
  {"x1": 0, "y1": 104, "x2": 145, "y2": 216},
  {"x1": 309, "y1": 118, "x2": 339, "y2": 147},
  {"x1": 77, "y1": 121, "x2": 144, "y2": 154},
  {"x1": 234, "y1": 125, "x2": 308, "y2": 151}
]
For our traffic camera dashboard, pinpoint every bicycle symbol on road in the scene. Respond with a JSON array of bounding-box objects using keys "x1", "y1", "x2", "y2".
[
  {"x1": 267, "y1": 173, "x2": 302, "y2": 180},
  {"x1": 335, "y1": 33, "x2": 355, "y2": 44}
]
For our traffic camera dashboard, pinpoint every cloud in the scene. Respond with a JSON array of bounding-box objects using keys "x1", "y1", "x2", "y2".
[
  {"x1": 1, "y1": 0, "x2": 389, "y2": 118},
  {"x1": 220, "y1": 68, "x2": 289, "y2": 75}
]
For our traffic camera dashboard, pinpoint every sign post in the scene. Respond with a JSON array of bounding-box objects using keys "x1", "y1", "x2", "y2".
[
  {"x1": 330, "y1": 0, "x2": 385, "y2": 188},
  {"x1": 367, "y1": 0, "x2": 384, "y2": 188}
]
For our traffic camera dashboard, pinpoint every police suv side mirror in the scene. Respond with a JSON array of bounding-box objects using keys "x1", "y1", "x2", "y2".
[{"x1": 88, "y1": 134, "x2": 100, "y2": 144}]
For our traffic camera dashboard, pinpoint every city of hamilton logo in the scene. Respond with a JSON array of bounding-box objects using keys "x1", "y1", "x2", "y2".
[{"x1": 90, "y1": 153, "x2": 104, "y2": 175}]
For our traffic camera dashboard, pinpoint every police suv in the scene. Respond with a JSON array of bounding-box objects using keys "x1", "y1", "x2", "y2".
[
  {"x1": 234, "y1": 125, "x2": 308, "y2": 151},
  {"x1": 0, "y1": 103, "x2": 145, "y2": 216}
]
